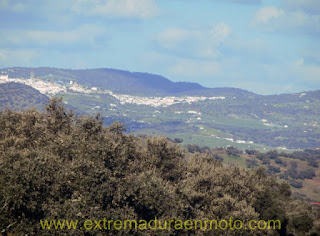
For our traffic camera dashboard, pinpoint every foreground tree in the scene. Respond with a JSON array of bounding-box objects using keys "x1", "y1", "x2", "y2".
[{"x1": 0, "y1": 98, "x2": 319, "y2": 235}]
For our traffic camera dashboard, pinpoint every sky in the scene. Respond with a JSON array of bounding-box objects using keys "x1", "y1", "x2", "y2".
[{"x1": 0, "y1": 0, "x2": 320, "y2": 95}]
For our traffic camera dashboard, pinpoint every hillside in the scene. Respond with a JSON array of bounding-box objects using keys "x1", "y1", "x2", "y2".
[
  {"x1": 2, "y1": 67, "x2": 213, "y2": 96},
  {"x1": 185, "y1": 145, "x2": 320, "y2": 203},
  {"x1": 0, "y1": 82, "x2": 84, "y2": 115},
  {"x1": 0, "y1": 82, "x2": 49, "y2": 111},
  {"x1": 0, "y1": 67, "x2": 319, "y2": 150},
  {"x1": 0, "y1": 99, "x2": 319, "y2": 235}
]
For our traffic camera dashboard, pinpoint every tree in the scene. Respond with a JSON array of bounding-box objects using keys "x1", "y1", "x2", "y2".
[{"x1": 0, "y1": 99, "x2": 319, "y2": 235}]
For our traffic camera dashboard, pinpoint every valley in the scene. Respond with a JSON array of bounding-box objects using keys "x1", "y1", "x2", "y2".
[{"x1": 1, "y1": 67, "x2": 320, "y2": 152}]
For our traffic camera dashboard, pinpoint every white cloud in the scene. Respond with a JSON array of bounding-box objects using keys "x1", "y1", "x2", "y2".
[
  {"x1": 209, "y1": 23, "x2": 232, "y2": 43},
  {"x1": 0, "y1": 24, "x2": 108, "y2": 48},
  {"x1": 155, "y1": 23, "x2": 232, "y2": 59},
  {"x1": 251, "y1": 6, "x2": 320, "y2": 36},
  {"x1": 156, "y1": 28, "x2": 198, "y2": 50},
  {"x1": 71, "y1": 0, "x2": 160, "y2": 19},
  {"x1": 252, "y1": 6, "x2": 284, "y2": 24},
  {"x1": 155, "y1": 23, "x2": 277, "y2": 64}
]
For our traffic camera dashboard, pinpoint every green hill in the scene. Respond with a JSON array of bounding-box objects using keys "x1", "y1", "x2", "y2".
[
  {"x1": 0, "y1": 67, "x2": 319, "y2": 150},
  {"x1": 1, "y1": 67, "x2": 253, "y2": 96},
  {"x1": 0, "y1": 82, "x2": 49, "y2": 111}
]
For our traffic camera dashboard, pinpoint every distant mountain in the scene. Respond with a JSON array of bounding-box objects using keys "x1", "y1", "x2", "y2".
[
  {"x1": 2, "y1": 67, "x2": 254, "y2": 97},
  {"x1": 1, "y1": 67, "x2": 320, "y2": 150},
  {"x1": 0, "y1": 82, "x2": 49, "y2": 111}
]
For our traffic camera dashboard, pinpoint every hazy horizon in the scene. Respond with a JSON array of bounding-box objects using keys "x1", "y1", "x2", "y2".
[{"x1": 1, "y1": 66, "x2": 320, "y2": 96}]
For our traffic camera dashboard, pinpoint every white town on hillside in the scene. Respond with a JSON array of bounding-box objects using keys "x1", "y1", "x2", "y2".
[
  {"x1": 0, "y1": 72, "x2": 258, "y2": 146},
  {"x1": 0, "y1": 74, "x2": 225, "y2": 107}
]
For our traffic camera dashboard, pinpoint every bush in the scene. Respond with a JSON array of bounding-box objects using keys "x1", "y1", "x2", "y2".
[
  {"x1": 245, "y1": 149, "x2": 258, "y2": 155},
  {"x1": 308, "y1": 159, "x2": 319, "y2": 168},
  {"x1": 298, "y1": 169, "x2": 316, "y2": 180},
  {"x1": 226, "y1": 146, "x2": 242, "y2": 157},
  {"x1": 0, "y1": 98, "x2": 318, "y2": 235},
  {"x1": 289, "y1": 179, "x2": 303, "y2": 189},
  {"x1": 268, "y1": 165, "x2": 281, "y2": 174},
  {"x1": 246, "y1": 159, "x2": 258, "y2": 168},
  {"x1": 275, "y1": 157, "x2": 283, "y2": 165}
]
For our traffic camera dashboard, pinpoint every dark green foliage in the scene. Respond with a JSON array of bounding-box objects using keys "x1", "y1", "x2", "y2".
[
  {"x1": 287, "y1": 162, "x2": 299, "y2": 179},
  {"x1": 213, "y1": 154, "x2": 223, "y2": 162},
  {"x1": 279, "y1": 173, "x2": 289, "y2": 180},
  {"x1": 275, "y1": 157, "x2": 284, "y2": 165},
  {"x1": 0, "y1": 99, "x2": 319, "y2": 235},
  {"x1": 186, "y1": 144, "x2": 208, "y2": 153},
  {"x1": 185, "y1": 144, "x2": 223, "y2": 162},
  {"x1": 257, "y1": 153, "x2": 266, "y2": 160},
  {"x1": 298, "y1": 169, "x2": 316, "y2": 180},
  {"x1": 245, "y1": 149, "x2": 259, "y2": 155},
  {"x1": 0, "y1": 82, "x2": 49, "y2": 111},
  {"x1": 308, "y1": 159, "x2": 319, "y2": 168},
  {"x1": 168, "y1": 137, "x2": 184, "y2": 144},
  {"x1": 289, "y1": 180, "x2": 303, "y2": 189},
  {"x1": 265, "y1": 150, "x2": 278, "y2": 159},
  {"x1": 268, "y1": 166, "x2": 281, "y2": 174},
  {"x1": 291, "y1": 162, "x2": 298, "y2": 169},
  {"x1": 226, "y1": 146, "x2": 242, "y2": 157},
  {"x1": 246, "y1": 159, "x2": 258, "y2": 168},
  {"x1": 262, "y1": 157, "x2": 271, "y2": 165}
]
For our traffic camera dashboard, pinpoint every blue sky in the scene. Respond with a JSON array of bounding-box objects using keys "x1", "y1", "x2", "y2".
[{"x1": 0, "y1": 0, "x2": 319, "y2": 94}]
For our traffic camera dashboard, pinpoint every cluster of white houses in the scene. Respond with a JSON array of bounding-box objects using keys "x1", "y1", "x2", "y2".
[
  {"x1": 112, "y1": 93, "x2": 225, "y2": 107},
  {"x1": 0, "y1": 74, "x2": 225, "y2": 107},
  {"x1": 0, "y1": 75, "x2": 66, "y2": 95}
]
